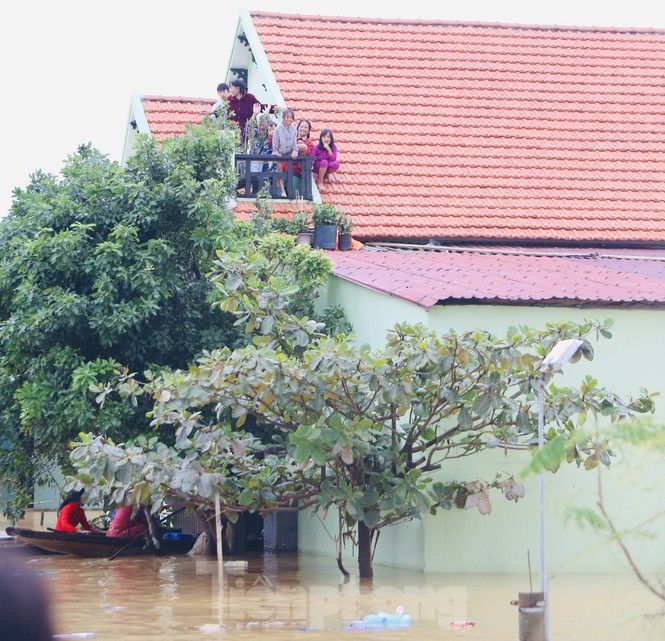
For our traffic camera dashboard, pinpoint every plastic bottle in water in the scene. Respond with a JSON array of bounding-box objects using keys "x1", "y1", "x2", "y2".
[
  {"x1": 359, "y1": 606, "x2": 411, "y2": 630},
  {"x1": 386, "y1": 612, "x2": 412, "y2": 629},
  {"x1": 223, "y1": 560, "x2": 249, "y2": 569}
]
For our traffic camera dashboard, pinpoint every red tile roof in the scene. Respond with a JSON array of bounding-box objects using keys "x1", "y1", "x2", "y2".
[
  {"x1": 250, "y1": 12, "x2": 665, "y2": 245},
  {"x1": 328, "y1": 246, "x2": 665, "y2": 308},
  {"x1": 234, "y1": 199, "x2": 312, "y2": 221},
  {"x1": 141, "y1": 96, "x2": 214, "y2": 141}
]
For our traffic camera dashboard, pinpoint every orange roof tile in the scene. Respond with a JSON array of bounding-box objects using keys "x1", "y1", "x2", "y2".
[
  {"x1": 250, "y1": 12, "x2": 665, "y2": 245},
  {"x1": 233, "y1": 200, "x2": 313, "y2": 222},
  {"x1": 141, "y1": 95, "x2": 214, "y2": 140}
]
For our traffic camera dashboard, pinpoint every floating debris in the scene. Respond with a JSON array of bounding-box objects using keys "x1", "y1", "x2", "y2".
[
  {"x1": 450, "y1": 620, "x2": 475, "y2": 629},
  {"x1": 223, "y1": 560, "x2": 249, "y2": 570},
  {"x1": 346, "y1": 606, "x2": 412, "y2": 630},
  {"x1": 197, "y1": 623, "x2": 228, "y2": 633}
]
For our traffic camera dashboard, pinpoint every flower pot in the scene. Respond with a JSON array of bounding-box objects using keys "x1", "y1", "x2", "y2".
[
  {"x1": 338, "y1": 233, "x2": 352, "y2": 251},
  {"x1": 313, "y1": 224, "x2": 338, "y2": 249},
  {"x1": 296, "y1": 231, "x2": 313, "y2": 245}
]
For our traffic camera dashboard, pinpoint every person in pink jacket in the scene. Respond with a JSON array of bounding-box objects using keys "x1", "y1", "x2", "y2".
[
  {"x1": 106, "y1": 505, "x2": 149, "y2": 538},
  {"x1": 311, "y1": 129, "x2": 339, "y2": 192}
]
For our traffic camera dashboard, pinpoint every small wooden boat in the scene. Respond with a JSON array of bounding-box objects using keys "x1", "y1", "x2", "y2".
[{"x1": 5, "y1": 527, "x2": 195, "y2": 558}]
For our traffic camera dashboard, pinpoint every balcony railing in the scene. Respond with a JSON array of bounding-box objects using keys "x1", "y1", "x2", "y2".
[{"x1": 235, "y1": 154, "x2": 314, "y2": 201}]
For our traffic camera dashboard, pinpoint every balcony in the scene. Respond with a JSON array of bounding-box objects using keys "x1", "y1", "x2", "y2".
[{"x1": 235, "y1": 154, "x2": 314, "y2": 201}]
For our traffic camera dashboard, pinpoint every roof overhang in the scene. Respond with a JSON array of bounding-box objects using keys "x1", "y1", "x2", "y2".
[
  {"x1": 327, "y1": 245, "x2": 665, "y2": 310},
  {"x1": 121, "y1": 94, "x2": 151, "y2": 165}
]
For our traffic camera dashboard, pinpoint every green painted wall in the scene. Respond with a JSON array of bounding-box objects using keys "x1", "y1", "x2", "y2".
[
  {"x1": 321, "y1": 277, "x2": 428, "y2": 347},
  {"x1": 307, "y1": 275, "x2": 665, "y2": 573}
]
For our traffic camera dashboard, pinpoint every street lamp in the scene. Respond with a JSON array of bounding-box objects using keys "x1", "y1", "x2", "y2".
[{"x1": 538, "y1": 338, "x2": 583, "y2": 641}]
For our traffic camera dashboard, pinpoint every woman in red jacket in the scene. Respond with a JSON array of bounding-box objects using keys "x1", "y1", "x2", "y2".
[{"x1": 54, "y1": 489, "x2": 105, "y2": 534}]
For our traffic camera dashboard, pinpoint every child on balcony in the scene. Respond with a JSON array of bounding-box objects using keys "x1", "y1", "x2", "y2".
[
  {"x1": 210, "y1": 82, "x2": 229, "y2": 119},
  {"x1": 272, "y1": 108, "x2": 298, "y2": 198},
  {"x1": 245, "y1": 103, "x2": 274, "y2": 194},
  {"x1": 311, "y1": 129, "x2": 339, "y2": 193}
]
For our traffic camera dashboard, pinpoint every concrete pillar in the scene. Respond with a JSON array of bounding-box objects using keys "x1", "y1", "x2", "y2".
[
  {"x1": 517, "y1": 591, "x2": 545, "y2": 641},
  {"x1": 263, "y1": 512, "x2": 298, "y2": 552}
]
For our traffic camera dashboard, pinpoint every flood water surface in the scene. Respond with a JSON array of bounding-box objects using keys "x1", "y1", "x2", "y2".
[
  {"x1": 3, "y1": 512, "x2": 663, "y2": 640},
  {"x1": 11, "y1": 550, "x2": 664, "y2": 641}
]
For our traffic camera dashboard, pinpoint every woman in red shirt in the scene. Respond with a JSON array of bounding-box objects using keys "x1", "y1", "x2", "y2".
[
  {"x1": 54, "y1": 489, "x2": 104, "y2": 534},
  {"x1": 294, "y1": 120, "x2": 315, "y2": 173}
]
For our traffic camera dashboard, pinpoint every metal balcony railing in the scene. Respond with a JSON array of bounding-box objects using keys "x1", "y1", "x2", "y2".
[{"x1": 235, "y1": 154, "x2": 314, "y2": 201}]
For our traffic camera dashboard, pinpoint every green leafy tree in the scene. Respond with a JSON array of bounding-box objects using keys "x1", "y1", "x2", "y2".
[
  {"x1": 529, "y1": 419, "x2": 665, "y2": 603},
  {"x1": 70, "y1": 251, "x2": 655, "y2": 578},
  {"x1": 0, "y1": 119, "x2": 242, "y2": 518}
]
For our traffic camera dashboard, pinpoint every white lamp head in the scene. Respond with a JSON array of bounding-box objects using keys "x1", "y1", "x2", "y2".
[{"x1": 542, "y1": 338, "x2": 584, "y2": 372}]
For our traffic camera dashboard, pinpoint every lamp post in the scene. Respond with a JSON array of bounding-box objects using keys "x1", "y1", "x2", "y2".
[{"x1": 538, "y1": 338, "x2": 583, "y2": 641}]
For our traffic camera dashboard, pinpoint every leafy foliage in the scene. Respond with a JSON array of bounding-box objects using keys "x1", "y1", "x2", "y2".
[
  {"x1": 0, "y1": 121, "x2": 243, "y2": 516},
  {"x1": 559, "y1": 419, "x2": 665, "y2": 602},
  {"x1": 311, "y1": 203, "x2": 343, "y2": 226},
  {"x1": 70, "y1": 307, "x2": 655, "y2": 576},
  {"x1": 211, "y1": 232, "x2": 333, "y2": 346}
]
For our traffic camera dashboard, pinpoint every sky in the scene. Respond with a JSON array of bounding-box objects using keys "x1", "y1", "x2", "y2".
[{"x1": 1, "y1": 0, "x2": 664, "y2": 216}]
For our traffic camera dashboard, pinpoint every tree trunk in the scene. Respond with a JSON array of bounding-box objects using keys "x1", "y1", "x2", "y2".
[
  {"x1": 145, "y1": 510, "x2": 161, "y2": 550},
  {"x1": 357, "y1": 521, "x2": 374, "y2": 578}
]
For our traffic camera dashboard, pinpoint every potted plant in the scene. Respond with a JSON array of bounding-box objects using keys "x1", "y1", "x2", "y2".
[
  {"x1": 291, "y1": 209, "x2": 313, "y2": 245},
  {"x1": 337, "y1": 212, "x2": 354, "y2": 250},
  {"x1": 271, "y1": 217, "x2": 292, "y2": 234},
  {"x1": 312, "y1": 203, "x2": 342, "y2": 249}
]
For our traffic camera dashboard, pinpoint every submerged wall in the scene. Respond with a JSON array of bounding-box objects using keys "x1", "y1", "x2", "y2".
[{"x1": 310, "y1": 275, "x2": 665, "y2": 573}]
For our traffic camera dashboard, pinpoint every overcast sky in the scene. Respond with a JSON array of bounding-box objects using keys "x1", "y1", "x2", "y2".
[{"x1": 1, "y1": 0, "x2": 664, "y2": 215}]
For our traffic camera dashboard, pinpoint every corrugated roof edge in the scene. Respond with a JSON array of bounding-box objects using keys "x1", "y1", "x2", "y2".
[
  {"x1": 249, "y1": 10, "x2": 665, "y2": 35},
  {"x1": 329, "y1": 268, "x2": 665, "y2": 310},
  {"x1": 359, "y1": 236, "x2": 665, "y2": 250}
]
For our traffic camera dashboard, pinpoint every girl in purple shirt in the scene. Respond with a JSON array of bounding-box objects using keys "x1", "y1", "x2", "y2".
[{"x1": 311, "y1": 129, "x2": 339, "y2": 193}]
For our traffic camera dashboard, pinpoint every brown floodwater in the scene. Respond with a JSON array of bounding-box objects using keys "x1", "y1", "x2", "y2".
[{"x1": 2, "y1": 514, "x2": 664, "y2": 640}]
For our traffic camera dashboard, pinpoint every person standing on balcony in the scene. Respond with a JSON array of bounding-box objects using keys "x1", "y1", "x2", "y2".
[
  {"x1": 245, "y1": 103, "x2": 274, "y2": 193},
  {"x1": 273, "y1": 108, "x2": 299, "y2": 198},
  {"x1": 228, "y1": 79, "x2": 261, "y2": 142},
  {"x1": 296, "y1": 120, "x2": 314, "y2": 157},
  {"x1": 311, "y1": 129, "x2": 340, "y2": 193},
  {"x1": 292, "y1": 120, "x2": 315, "y2": 195},
  {"x1": 210, "y1": 82, "x2": 230, "y2": 118}
]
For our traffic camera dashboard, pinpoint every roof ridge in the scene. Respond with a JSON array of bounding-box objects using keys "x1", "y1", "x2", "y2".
[
  {"x1": 142, "y1": 95, "x2": 213, "y2": 104},
  {"x1": 249, "y1": 10, "x2": 665, "y2": 36}
]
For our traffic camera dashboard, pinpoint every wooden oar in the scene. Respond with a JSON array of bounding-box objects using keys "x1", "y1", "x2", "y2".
[{"x1": 108, "y1": 506, "x2": 187, "y2": 561}]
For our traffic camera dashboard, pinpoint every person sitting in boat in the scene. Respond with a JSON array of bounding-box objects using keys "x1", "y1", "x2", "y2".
[
  {"x1": 54, "y1": 488, "x2": 105, "y2": 534},
  {"x1": 106, "y1": 505, "x2": 149, "y2": 539}
]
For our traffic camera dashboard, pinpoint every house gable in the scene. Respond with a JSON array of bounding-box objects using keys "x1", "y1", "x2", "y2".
[
  {"x1": 250, "y1": 12, "x2": 665, "y2": 246},
  {"x1": 120, "y1": 11, "x2": 665, "y2": 308}
]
